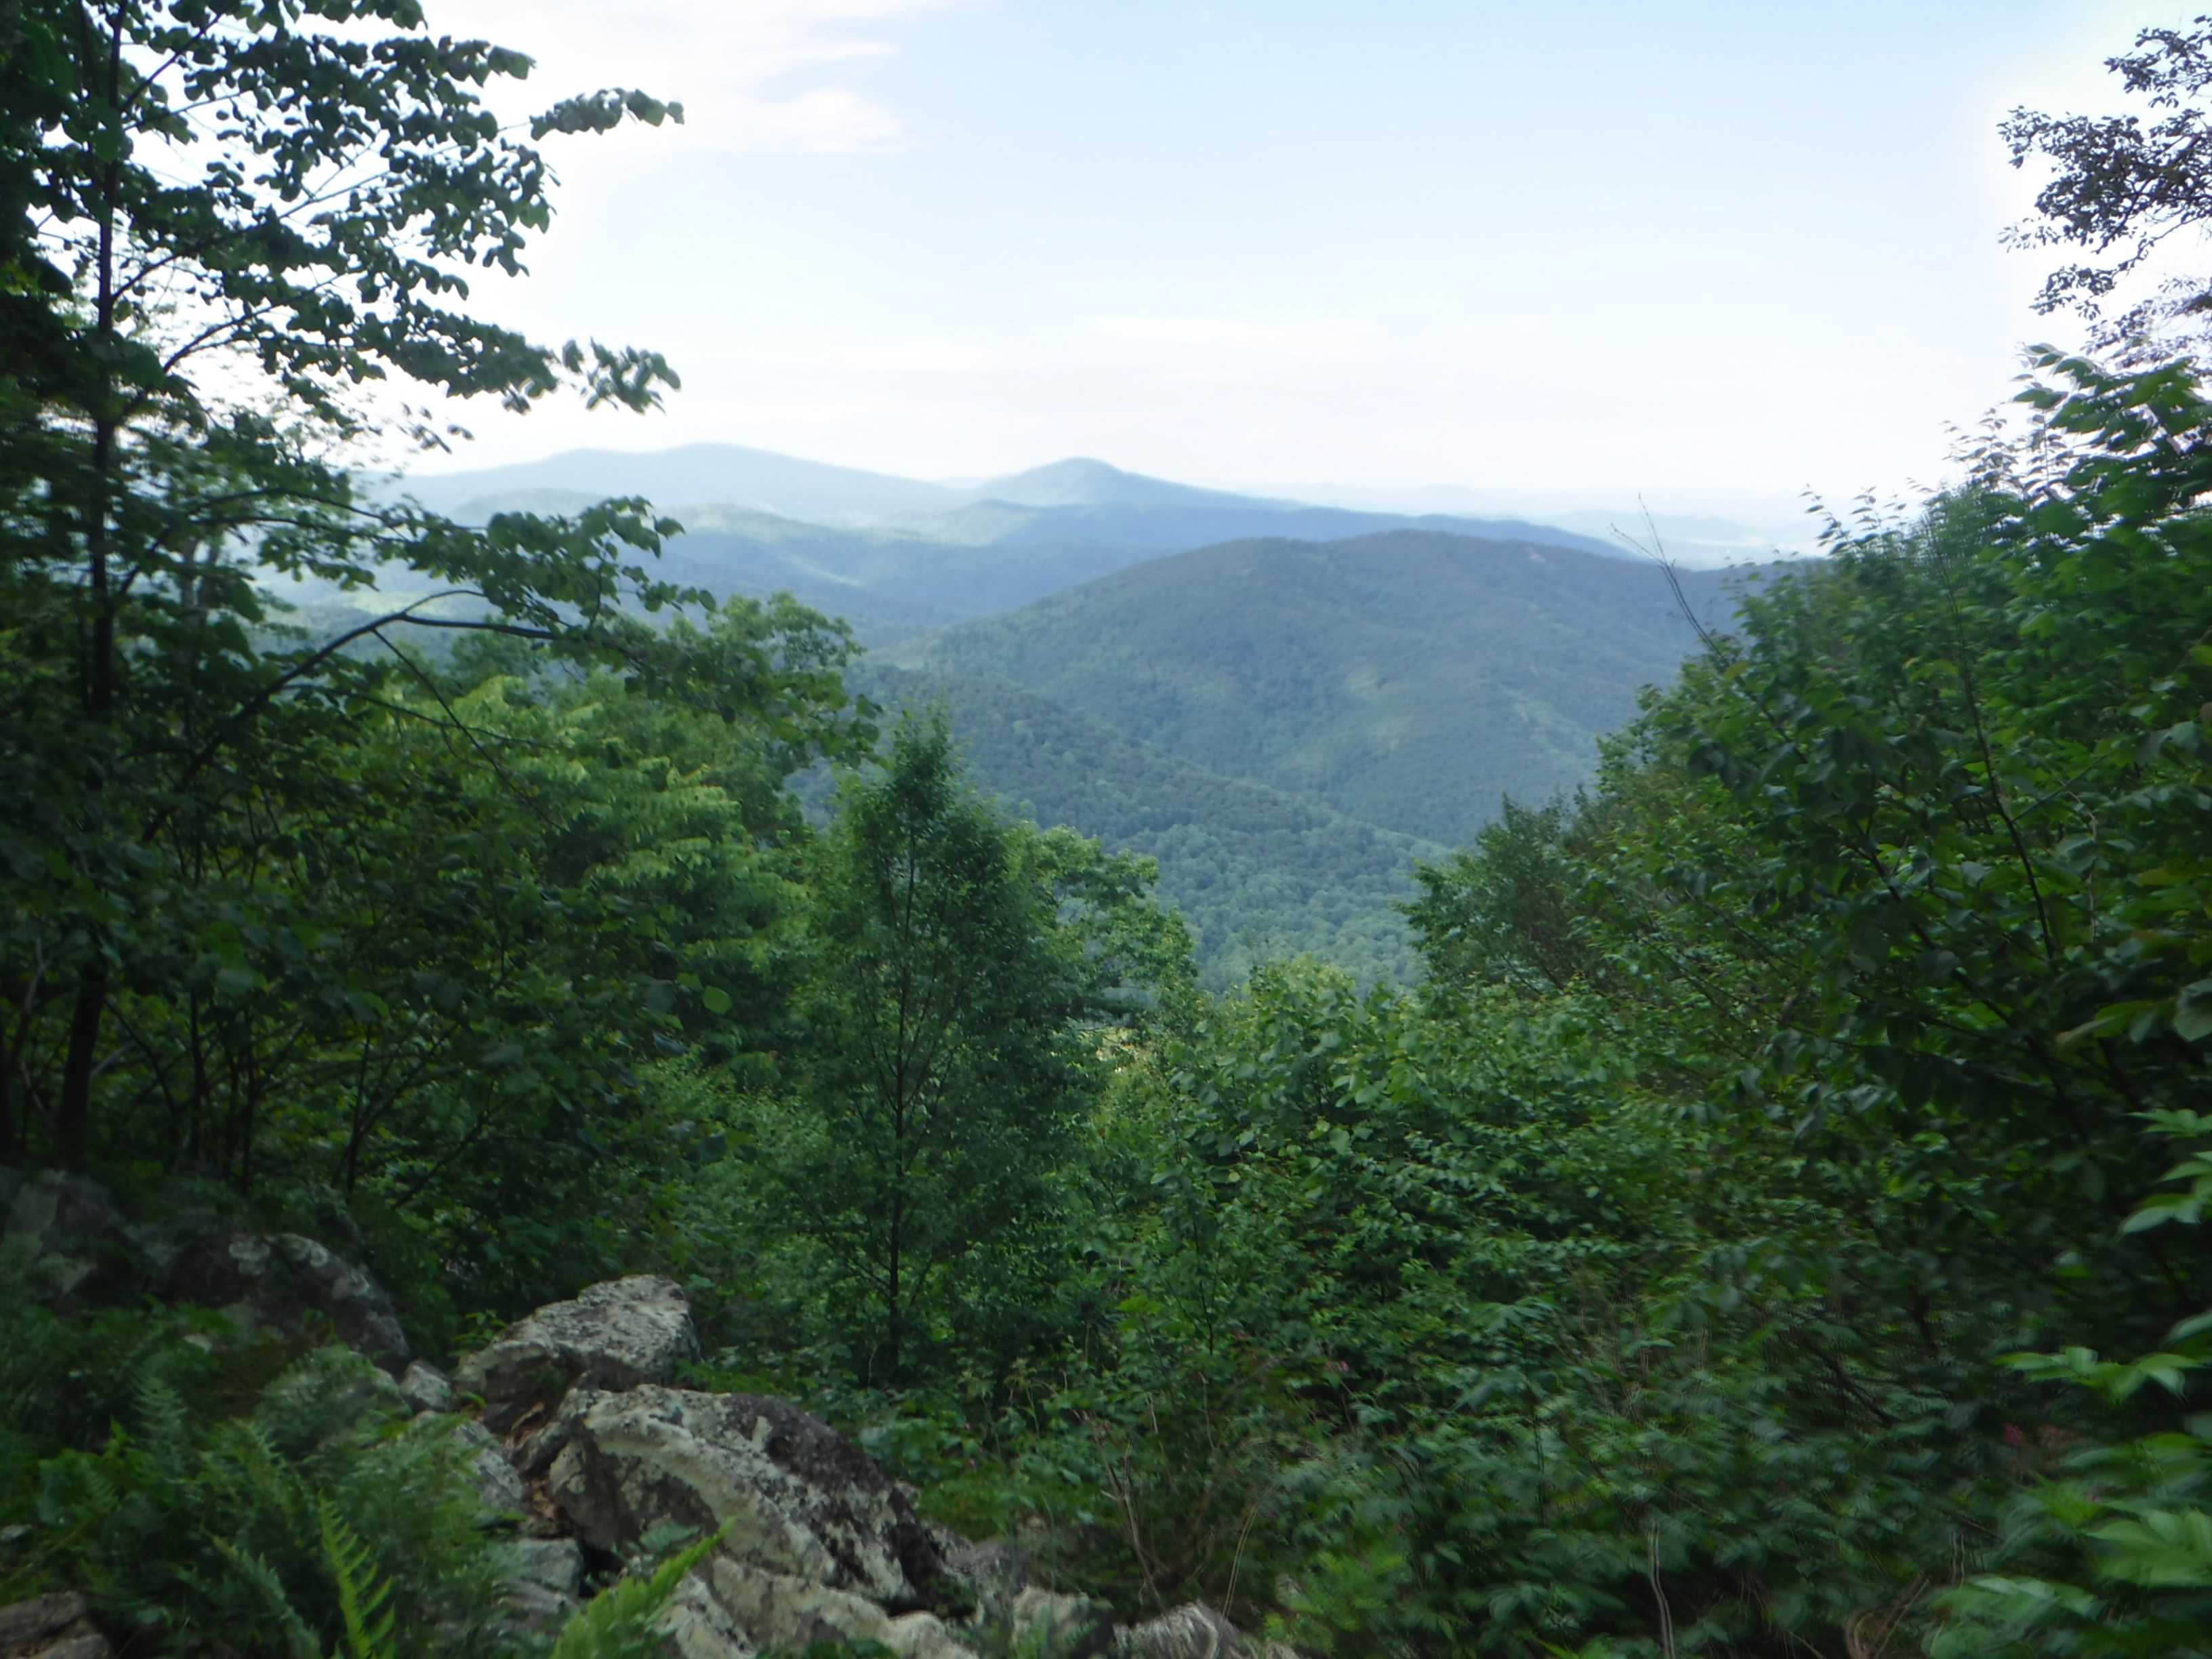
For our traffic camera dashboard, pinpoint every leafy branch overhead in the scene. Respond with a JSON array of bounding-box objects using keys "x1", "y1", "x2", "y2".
[
  {"x1": 2006, "y1": 16, "x2": 2212, "y2": 350},
  {"x1": 0, "y1": 0, "x2": 869, "y2": 1180}
]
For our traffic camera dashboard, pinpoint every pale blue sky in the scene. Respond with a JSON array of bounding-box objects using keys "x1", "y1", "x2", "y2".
[{"x1": 421, "y1": 1, "x2": 2198, "y2": 530}]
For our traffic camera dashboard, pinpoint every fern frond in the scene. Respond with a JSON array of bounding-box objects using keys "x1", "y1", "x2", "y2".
[
  {"x1": 547, "y1": 1526, "x2": 726, "y2": 1659},
  {"x1": 205, "y1": 1416, "x2": 314, "y2": 1539},
  {"x1": 320, "y1": 1498, "x2": 399, "y2": 1659},
  {"x1": 208, "y1": 1538, "x2": 323, "y2": 1659},
  {"x1": 134, "y1": 1374, "x2": 193, "y2": 1481}
]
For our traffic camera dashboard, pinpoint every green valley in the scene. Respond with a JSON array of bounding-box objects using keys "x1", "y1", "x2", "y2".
[{"x1": 847, "y1": 663, "x2": 1446, "y2": 985}]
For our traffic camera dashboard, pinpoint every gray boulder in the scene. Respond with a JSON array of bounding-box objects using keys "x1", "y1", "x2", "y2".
[
  {"x1": 400, "y1": 1360, "x2": 455, "y2": 1415},
  {"x1": 933, "y1": 1528, "x2": 1027, "y2": 1602},
  {"x1": 655, "y1": 1569, "x2": 755, "y2": 1659},
  {"x1": 2, "y1": 1172, "x2": 150, "y2": 1306},
  {"x1": 2, "y1": 1172, "x2": 410, "y2": 1375},
  {"x1": 455, "y1": 1275, "x2": 699, "y2": 1433},
  {"x1": 1118, "y1": 1603, "x2": 1290, "y2": 1659},
  {"x1": 1008, "y1": 1586, "x2": 1117, "y2": 1658},
  {"x1": 499, "y1": 1538, "x2": 586, "y2": 1634},
  {"x1": 667, "y1": 1559, "x2": 967, "y2": 1659},
  {"x1": 0, "y1": 1589, "x2": 112, "y2": 1659},
  {"x1": 930, "y1": 1529, "x2": 1113, "y2": 1659},
  {"x1": 544, "y1": 1385, "x2": 948, "y2": 1608},
  {"x1": 441, "y1": 1418, "x2": 528, "y2": 1520},
  {"x1": 164, "y1": 1231, "x2": 411, "y2": 1372}
]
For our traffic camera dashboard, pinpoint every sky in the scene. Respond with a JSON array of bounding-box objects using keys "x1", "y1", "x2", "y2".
[{"x1": 407, "y1": 0, "x2": 2206, "y2": 533}]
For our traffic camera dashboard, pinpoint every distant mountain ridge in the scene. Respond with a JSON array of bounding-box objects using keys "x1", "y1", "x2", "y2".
[
  {"x1": 387, "y1": 443, "x2": 958, "y2": 526},
  {"x1": 381, "y1": 443, "x2": 1631, "y2": 643},
  {"x1": 966, "y1": 456, "x2": 1292, "y2": 512}
]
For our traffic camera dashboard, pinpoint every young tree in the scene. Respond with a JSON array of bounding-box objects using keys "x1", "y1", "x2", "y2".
[{"x1": 773, "y1": 719, "x2": 1182, "y2": 1383}]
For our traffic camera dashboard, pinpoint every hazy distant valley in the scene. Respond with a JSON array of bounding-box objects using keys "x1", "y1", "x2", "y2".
[{"x1": 358, "y1": 444, "x2": 1778, "y2": 982}]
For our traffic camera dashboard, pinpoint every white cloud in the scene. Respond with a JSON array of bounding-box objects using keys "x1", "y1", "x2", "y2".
[{"x1": 432, "y1": 0, "x2": 970, "y2": 154}]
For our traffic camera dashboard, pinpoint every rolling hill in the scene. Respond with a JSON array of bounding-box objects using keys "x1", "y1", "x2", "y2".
[
  {"x1": 888, "y1": 530, "x2": 1759, "y2": 846},
  {"x1": 962, "y1": 456, "x2": 1279, "y2": 510}
]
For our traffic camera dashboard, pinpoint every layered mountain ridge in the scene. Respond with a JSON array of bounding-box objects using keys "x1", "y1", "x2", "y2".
[
  {"x1": 386, "y1": 445, "x2": 1635, "y2": 644},
  {"x1": 359, "y1": 443, "x2": 1783, "y2": 981}
]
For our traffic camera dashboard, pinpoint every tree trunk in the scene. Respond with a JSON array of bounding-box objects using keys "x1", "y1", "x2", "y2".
[
  {"x1": 0, "y1": 1026, "x2": 14, "y2": 1165},
  {"x1": 884, "y1": 1233, "x2": 901, "y2": 1384},
  {"x1": 58, "y1": 969, "x2": 104, "y2": 1169},
  {"x1": 57, "y1": 14, "x2": 128, "y2": 1172}
]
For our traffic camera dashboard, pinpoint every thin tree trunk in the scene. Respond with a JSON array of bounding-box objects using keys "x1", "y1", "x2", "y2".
[
  {"x1": 58, "y1": 971, "x2": 104, "y2": 1169},
  {"x1": 58, "y1": 14, "x2": 128, "y2": 1171},
  {"x1": 884, "y1": 1218, "x2": 902, "y2": 1383},
  {"x1": 0, "y1": 1027, "x2": 14, "y2": 1165}
]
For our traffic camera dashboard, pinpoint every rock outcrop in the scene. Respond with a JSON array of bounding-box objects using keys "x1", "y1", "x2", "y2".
[
  {"x1": 667, "y1": 1559, "x2": 968, "y2": 1659},
  {"x1": 443, "y1": 1418, "x2": 529, "y2": 1519},
  {"x1": 1, "y1": 1170, "x2": 409, "y2": 1371},
  {"x1": 400, "y1": 1359, "x2": 456, "y2": 1415},
  {"x1": 164, "y1": 1231, "x2": 411, "y2": 1370},
  {"x1": 7, "y1": 1189, "x2": 1308, "y2": 1659},
  {"x1": 454, "y1": 1275, "x2": 699, "y2": 1432},
  {"x1": 434, "y1": 1273, "x2": 1311, "y2": 1659},
  {"x1": 1009, "y1": 1586, "x2": 1117, "y2": 1657},
  {"x1": 542, "y1": 1385, "x2": 947, "y2": 1605},
  {"x1": 499, "y1": 1538, "x2": 586, "y2": 1633},
  {"x1": 1118, "y1": 1602, "x2": 1297, "y2": 1659},
  {"x1": 2, "y1": 1174, "x2": 146, "y2": 1307}
]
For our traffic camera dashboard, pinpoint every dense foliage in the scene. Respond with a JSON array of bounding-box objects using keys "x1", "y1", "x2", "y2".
[
  {"x1": 2006, "y1": 14, "x2": 2212, "y2": 355},
  {"x1": 814, "y1": 351, "x2": 2211, "y2": 1657}
]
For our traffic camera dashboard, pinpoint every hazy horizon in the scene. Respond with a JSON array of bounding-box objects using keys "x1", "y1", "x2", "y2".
[{"x1": 394, "y1": 1, "x2": 2200, "y2": 517}]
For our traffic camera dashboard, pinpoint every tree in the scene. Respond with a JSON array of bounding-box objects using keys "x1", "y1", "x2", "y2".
[
  {"x1": 1404, "y1": 797, "x2": 1586, "y2": 996},
  {"x1": 765, "y1": 719, "x2": 1181, "y2": 1383},
  {"x1": 2005, "y1": 15, "x2": 2212, "y2": 354},
  {"x1": 0, "y1": 0, "x2": 859, "y2": 1173}
]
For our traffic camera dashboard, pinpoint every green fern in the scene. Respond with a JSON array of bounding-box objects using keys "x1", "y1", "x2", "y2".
[
  {"x1": 133, "y1": 1374, "x2": 194, "y2": 1486},
  {"x1": 321, "y1": 1499, "x2": 401, "y2": 1659},
  {"x1": 204, "y1": 1538, "x2": 322, "y2": 1659},
  {"x1": 18, "y1": 1332, "x2": 506, "y2": 1656},
  {"x1": 547, "y1": 1526, "x2": 727, "y2": 1659}
]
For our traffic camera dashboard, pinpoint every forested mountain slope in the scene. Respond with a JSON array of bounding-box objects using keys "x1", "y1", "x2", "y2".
[
  {"x1": 848, "y1": 663, "x2": 1443, "y2": 984},
  {"x1": 891, "y1": 530, "x2": 1759, "y2": 844}
]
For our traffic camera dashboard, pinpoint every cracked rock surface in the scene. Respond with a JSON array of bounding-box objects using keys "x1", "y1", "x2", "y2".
[{"x1": 455, "y1": 1275, "x2": 699, "y2": 1433}]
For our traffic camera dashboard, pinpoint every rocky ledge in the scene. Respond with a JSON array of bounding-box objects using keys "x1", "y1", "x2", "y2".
[
  {"x1": 435, "y1": 1273, "x2": 1297, "y2": 1657},
  {"x1": 2, "y1": 1170, "x2": 1300, "y2": 1657}
]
